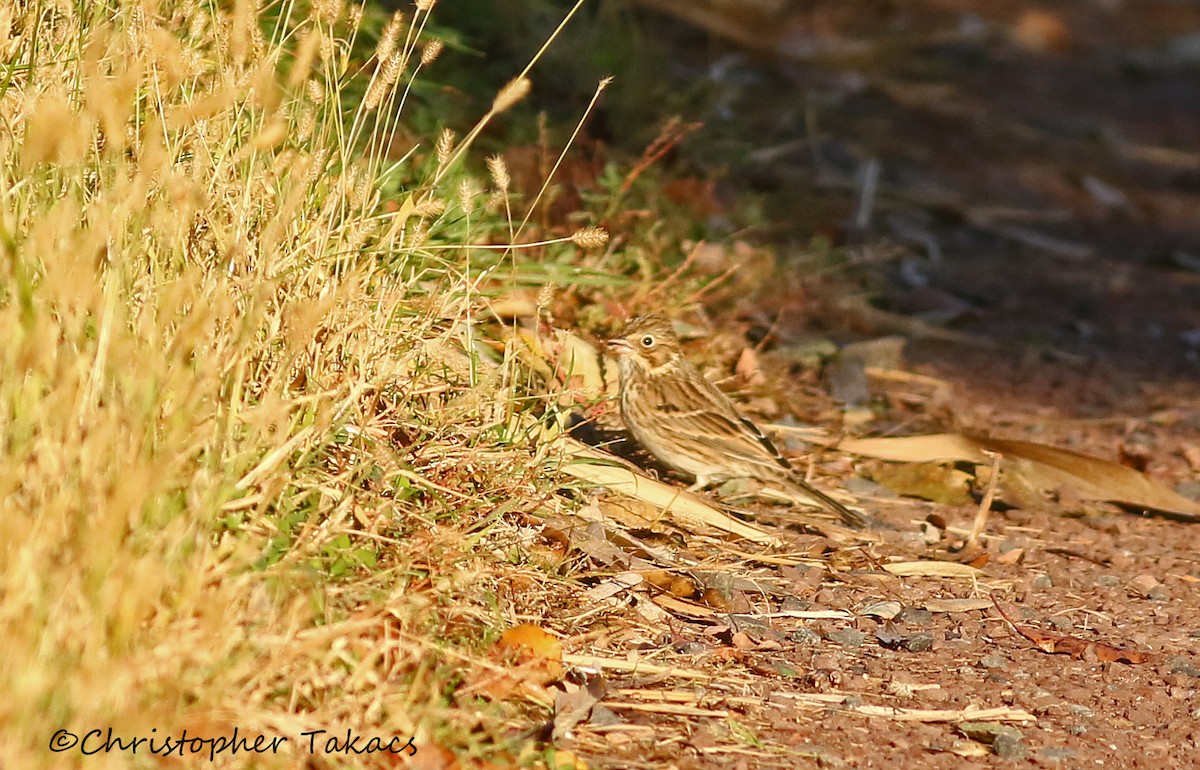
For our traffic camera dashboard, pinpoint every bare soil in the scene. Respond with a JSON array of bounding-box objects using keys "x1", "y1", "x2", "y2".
[{"x1": 531, "y1": 2, "x2": 1200, "y2": 767}]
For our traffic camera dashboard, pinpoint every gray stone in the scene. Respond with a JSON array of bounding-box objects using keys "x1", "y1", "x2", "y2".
[
  {"x1": 1032, "y1": 574, "x2": 1053, "y2": 589},
  {"x1": 1167, "y1": 657, "x2": 1200, "y2": 678},
  {"x1": 1094, "y1": 575, "x2": 1121, "y2": 587},
  {"x1": 1176, "y1": 480, "x2": 1200, "y2": 501},
  {"x1": 790, "y1": 626, "x2": 822, "y2": 646},
  {"x1": 992, "y1": 733, "x2": 1027, "y2": 760},
  {"x1": 901, "y1": 633, "x2": 935, "y2": 652},
  {"x1": 978, "y1": 654, "x2": 1008, "y2": 670},
  {"x1": 895, "y1": 607, "x2": 934, "y2": 626}
]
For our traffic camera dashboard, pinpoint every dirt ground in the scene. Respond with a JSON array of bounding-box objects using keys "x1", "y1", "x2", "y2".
[{"x1": 530, "y1": 2, "x2": 1200, "y2": 767}]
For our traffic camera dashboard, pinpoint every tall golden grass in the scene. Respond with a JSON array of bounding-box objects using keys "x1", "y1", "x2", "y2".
[{"x1": 0, "y1": 1, "x2": 595, "y2": 766}]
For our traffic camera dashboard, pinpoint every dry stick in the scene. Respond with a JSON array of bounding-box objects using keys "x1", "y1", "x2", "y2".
[
  {"x1": 618, "y1": 118, "x2": 702, "y2": 197},
  {"x1": 967, "y1": 450, "x2": 1002, "y2": 547}
]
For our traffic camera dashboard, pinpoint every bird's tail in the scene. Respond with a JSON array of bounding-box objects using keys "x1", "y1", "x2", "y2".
[{"x1": 781, "y1": 474, "x2": 868, "y2": 529}]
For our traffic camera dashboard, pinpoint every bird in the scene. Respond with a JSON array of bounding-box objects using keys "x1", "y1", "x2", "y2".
[{"x1": 606, "y1": 314, "x2": 866, "y2": 529}]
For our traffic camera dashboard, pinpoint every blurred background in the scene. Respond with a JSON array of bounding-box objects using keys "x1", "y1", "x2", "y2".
[{"x1": 394, "y1": 0, "x2": 1200, "y2": 386}]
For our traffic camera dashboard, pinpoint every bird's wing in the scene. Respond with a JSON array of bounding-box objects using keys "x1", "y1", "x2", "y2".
[
  {"x1": 646, "y1": 371, "x2": 792, "y2": 477},
  {"x1": 646, "y1": 369, "x2": 867, "y2": 528}
]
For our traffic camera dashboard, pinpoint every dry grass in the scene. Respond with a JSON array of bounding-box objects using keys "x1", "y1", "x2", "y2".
[{"x1": 0, "y1": 1, "x2": 598, "y2": 766}]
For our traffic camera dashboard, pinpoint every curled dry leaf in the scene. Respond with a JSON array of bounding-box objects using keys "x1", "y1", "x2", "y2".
[
  {"x1": 991, "y1": 598, "x2": 1151, "y2": 664},
  {"x1": 838, "y1": 432, "x2": 1200, "y2": 520}
]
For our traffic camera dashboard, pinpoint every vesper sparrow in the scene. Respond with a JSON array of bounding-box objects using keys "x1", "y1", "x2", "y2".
[{"x1": 607, "y1": 314, "x2": 865, "y2": 528}]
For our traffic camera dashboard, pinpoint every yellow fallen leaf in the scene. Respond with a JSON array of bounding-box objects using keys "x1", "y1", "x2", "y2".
[
  {"x1": 498, "y1": 623, "x2": 563, "y2": 679},
  {"x1": 883, "y1": 561, "x2": 982, "y2": 578},
  {"x1": 838, "y1": 432, "x2": 1200, "y2": 520},
  {"x1": 552, "y1": 437, "x2": 780, "y2": 545}
]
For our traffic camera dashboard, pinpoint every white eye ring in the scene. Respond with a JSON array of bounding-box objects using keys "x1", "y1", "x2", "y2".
[{"x1": 640, "y1": 335, "x2": 655, "y2": 348}]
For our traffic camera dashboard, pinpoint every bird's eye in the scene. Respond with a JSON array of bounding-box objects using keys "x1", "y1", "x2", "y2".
[{"x1": 640, "y1": 335, "x2": 655, "y2": 348}]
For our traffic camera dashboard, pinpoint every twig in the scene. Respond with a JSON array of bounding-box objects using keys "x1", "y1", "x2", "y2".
[{"x1": 967, "y1": 450, "x2": 1002, "y2": 547}]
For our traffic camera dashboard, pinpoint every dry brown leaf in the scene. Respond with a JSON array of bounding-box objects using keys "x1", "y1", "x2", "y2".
[
  {"x1": 554, "y1": 437, "x2": 781, "y2": 544},
  {"x1": 992, "y1": 599, "x2": 1151, "y2": 664},
  {"x1": 883, "y1": 561, "x2": 982, "y2": 578},
  {"x1": 640, "y1": 569, "x2": 699, "y2": 598},
  {"x1": 734, "y1": 346, "x2": 764, "y2": 385},
  {"x1": 582, "y1": 572, "x2": 644, "y2": 602},
  {"x1": 652, "y1": 593, "x2": 718, "y2": 618},
  {"x1": 839, "y1": 433, "x2": 1200, "y2": 520}
]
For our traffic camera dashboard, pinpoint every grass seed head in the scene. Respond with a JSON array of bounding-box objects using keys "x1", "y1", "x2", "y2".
[
  {"x1": 376, "y1": 11, "x2": 404, "y2": 63},
  {"x1": 420, "y1": 39, "x2": 443, "y2": 67},
  {"x1": 571, "y1": 226, "x2": 609, "y2": 250},
  {"x1": 492, "y1": 76, "x2": 531, "y2": 114},
  {"x1": 435, "y1": 127, "x2": 456, "y2": 167},
  {"x1": 486, "y1": 154, "x2": 510, "y2": 192}
]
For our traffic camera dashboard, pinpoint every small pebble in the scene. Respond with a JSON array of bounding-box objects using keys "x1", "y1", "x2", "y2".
[
  {"x1": 790, "y1": 626, "x2": 822, "y2": 646},
  {"x1": 1167, "y1": 657, "x2": 1200, "y2": 678},
  {"x1": 1129, "y1": 574, "x2": 1161, "y2": 598},
  {"x1": 780, "y1": 596, "x2": 810, "y2": 611},
  {"x1": 1177, "y1": 480, "x2": 1200, "y2": 501},
  {"x1": 1094, "y1": 575, "x2": 1121, "y2": 587},
  {"x1": 1148, "y1": 585, "x2": 1169, "y2": 602},
  {"x1": 992, "y1": 733, "x2": 1027, "y2": 760},
  {"x1": 1065, "y1": 703, "x2": 1096, "y2": 718},
  {"x1": 895, "y1": 607, "x2": 934, "y2": 626},
  {"x1": 825, "y1": 629, "x2": 868, "y2": 648},
  {"x1": 1068, "y1": 725, "x2": 1088, "y2": 735},
  {"x1": 1032, "y1": 574, "x2": 1053, "y2": 589},
  {"x1": 901, "y1": 633, "x2": 935, "y2": 652},
  {"x1": 674, "y1": 641, "x2": 709, "y2": 655},
  {"x1": 978, "y1": 654, "x2": 1008, "y2": 670}
]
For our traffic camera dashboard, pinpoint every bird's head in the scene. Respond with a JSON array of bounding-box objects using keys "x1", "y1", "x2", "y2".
[{"x1": 606, "y1": 314, "x2": 681, "y2": 373}]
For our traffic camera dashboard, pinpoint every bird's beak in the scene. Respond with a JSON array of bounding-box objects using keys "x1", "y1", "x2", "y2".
[{"x1": 606, "y1": 338, "x2": 632, "y2": 354}]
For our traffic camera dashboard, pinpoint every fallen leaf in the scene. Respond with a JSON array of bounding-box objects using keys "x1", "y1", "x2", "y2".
[
  {"x1": 868, "y1": 462, "x2": 974, "y2": 505},
  {"x1": 860, "y1": 600, "x2": 903, "y2": 619},
  {"x1": 883, "y1": 561, "x2": 983, "y2": 578},
  {"x1": 553, "y1": 437, "x2": 781, "y2": 543},
  {"x1": 734, "y1": 346, "x2": 764, "y2": 385},
  {"x1": 498, "y1": 624, "x2": 564, "y2": 678},
  {"x1": 838, "y1": 433, "x2": 1200, "y2": 520},
  {"x1": 641, "y1": 569, "x2": 699, "y2": 598},
  {"x1": 924, "y1": 598, "x2": 994, "y2": 613},
  {"x1": 1011, "y1": 9, "x2": 1072, "y2": 53},
  {"x1": 651, "y1": 593, "x2": 719, "y2": 618},
  {"x1": 991, "y1": 598, "x2": 1151, "y2": 664},
  {"x1": 553, "y1": 678, "x2": 606, "y2": 740},
  {"x1": 582, "y1": 572, "x2": 644, "y2": 602}
]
